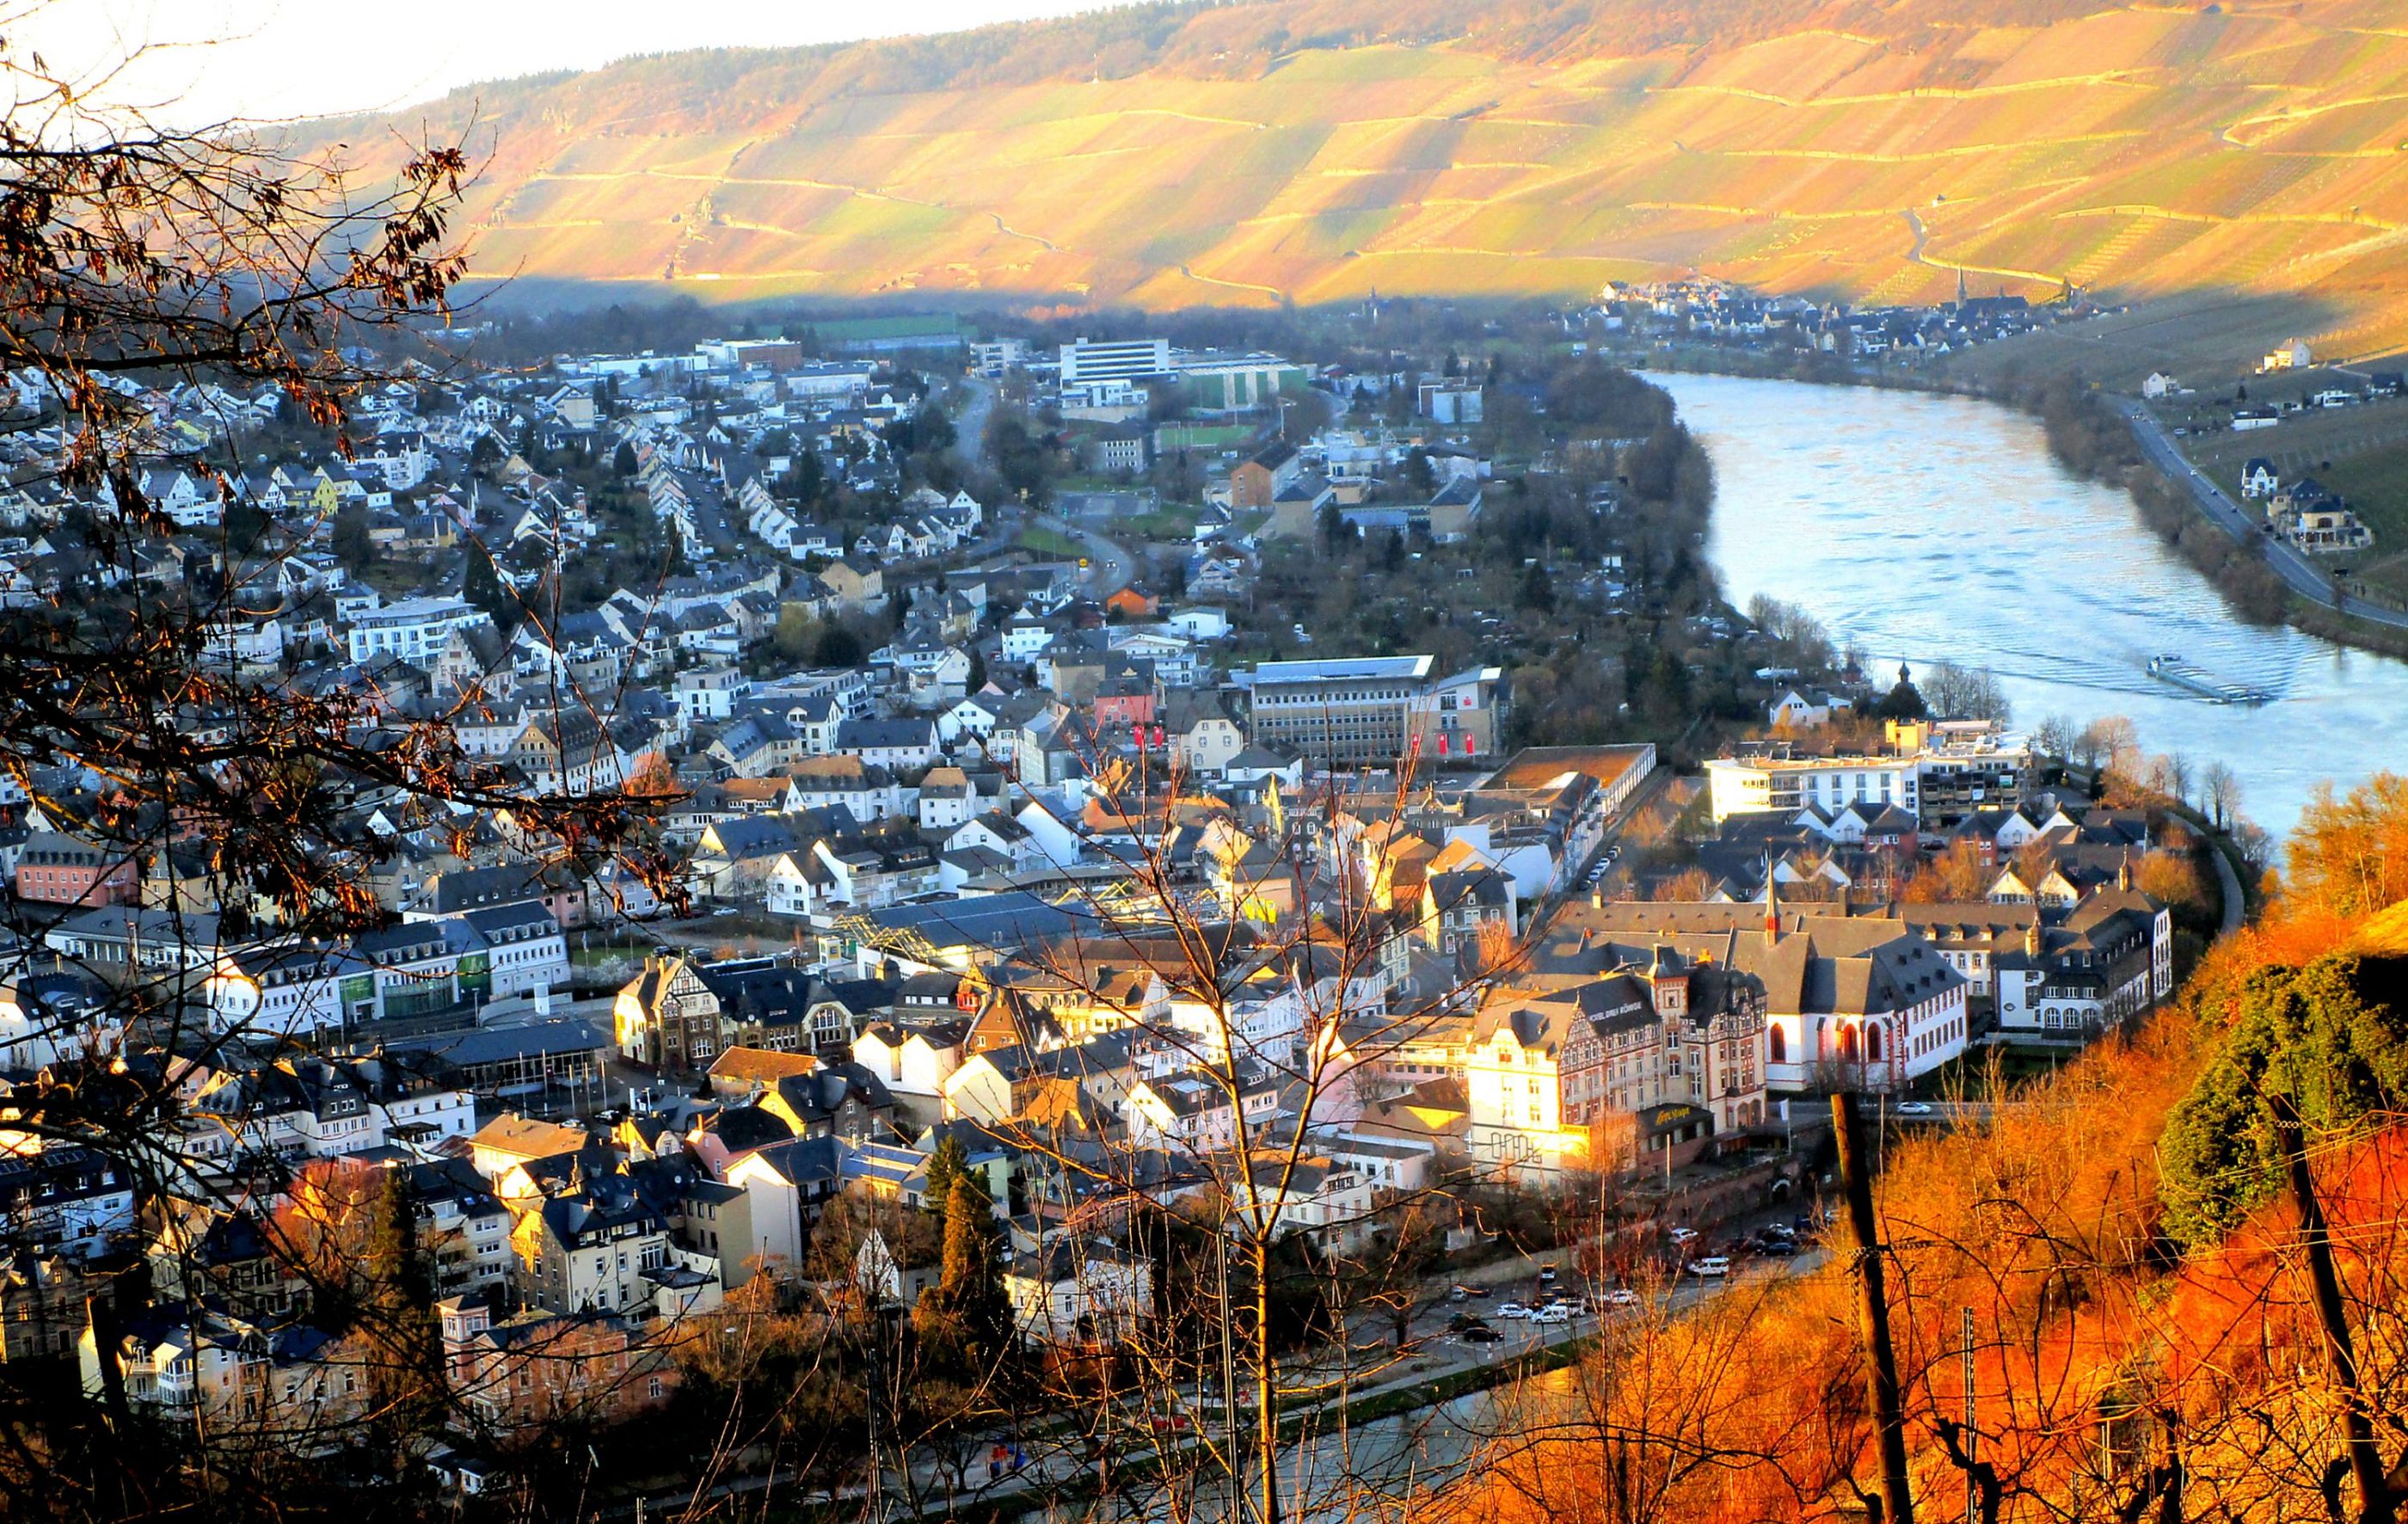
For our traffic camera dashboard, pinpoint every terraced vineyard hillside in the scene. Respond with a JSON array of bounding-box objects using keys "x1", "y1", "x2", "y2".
[{"x1": 318, "y1": 0, "x2": 2408, "y2": 357}]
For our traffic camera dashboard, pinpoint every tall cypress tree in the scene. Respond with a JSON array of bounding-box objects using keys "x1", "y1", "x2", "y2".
[
  {"x1": 921, "y1": 1134, "x2": 968, "y2": 1214},
  {"x1": 917, "y1": 1171, "x2": 1009, "y2": 1366}
]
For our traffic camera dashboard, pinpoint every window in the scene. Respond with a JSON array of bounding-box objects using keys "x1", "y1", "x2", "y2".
[{"x1": 1768, "y1": 1026, "x2": 1786, "y2": 1064}]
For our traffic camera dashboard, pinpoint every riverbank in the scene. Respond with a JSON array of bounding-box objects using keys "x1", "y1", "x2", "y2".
[
  {"x1": 1627, "y1": 346, "x2": 2408, "y2": 658},
  {"x1": 1664, "y1": 371, "x2": 2408, "y2": 839}
]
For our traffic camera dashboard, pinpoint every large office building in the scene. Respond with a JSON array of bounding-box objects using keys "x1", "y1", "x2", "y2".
[
  {"x1": 1233, "y1": 656, "x2": 1506, "y2": 766},
  {"x1": 1058, "y1": 338, "x2": 1173, "y2": 387},
  {"x1": 1703, "y1": 720, "x2": 2031, "y2": 830},
  {"x1": 1179, "y1": 353, "x2": 1312, "y2": 415}
]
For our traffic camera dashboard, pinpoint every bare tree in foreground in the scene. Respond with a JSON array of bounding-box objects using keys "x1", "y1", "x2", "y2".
[{"x1": 0, "y1": 18, "x2": 679, "y2": 1521}]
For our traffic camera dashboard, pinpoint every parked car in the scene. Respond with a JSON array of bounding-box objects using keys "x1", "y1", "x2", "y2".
[
  {"x1": 1668, "y1": 1226, "x2": 1700, "y2": 1246},
  {"x1": 1687, "y1": 1257, "x2": 1732, "y2": 1279},
  {"x1": 1495, "y1": 1302, "x2": 1531, "y2": 1319},
  {"x1": 1532, "y1": 1304, "x2": 1572, "y2": 1324},
  {"x1": 1601, "y1": 1287, "x2": 1642, "y2": 1307},
  {"x1": 1560, "y1": 1299, "x2": 1590, "y2": 1318},
  {"x1": 1895, "y1": 1101, "x2": 1934, "y2": 1116},
  {"x1": 1537, "y1": 1264, "x2": 1559, "y2": 1285},
  {"x1": 1453, "y1": 1282, "x2": 1488, "y2": 1299},
  {"x1": 1462, "y1": 1324, "x2": 1502, "y2": 1344},
  {"x1": 1447, "y1": 1312, "x2": 1490, "y2": 1334}
]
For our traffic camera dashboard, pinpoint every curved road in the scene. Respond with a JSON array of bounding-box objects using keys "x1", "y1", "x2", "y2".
[
  {"x1": 950, "y1": 376, "x2": 1139, "y2": 596},
  {"x1": 1035, "y1": 510, "x2": 1139, "y2": 597},
  {"x1": 2116, "y1": 398, "x2": 2408, "y2": 630}
]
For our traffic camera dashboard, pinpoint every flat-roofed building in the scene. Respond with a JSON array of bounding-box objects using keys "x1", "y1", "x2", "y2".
[
  {"x1": 1058, "y1": 338, "x2": 1171, "y2": 386},
  {"x1": 1232, "y1": 656, "x2": 1505, "y2": 766},
  {"x1": 1704, "y1": 722, "x2": 2030, "y2": 831}
]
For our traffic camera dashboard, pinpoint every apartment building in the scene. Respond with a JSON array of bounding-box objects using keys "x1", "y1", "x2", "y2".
[
  {"x1": 1705, "y1": 721, "x2": 2030, "y2": 831},
  {"x1": 1057, "y1": 337, "x2": 1172, "y2": 386},
  {"x1": 346, "y1": 595, "x2": 490, "y2": 664},
  {"x1": 1234, "y1": 655, "x2": 1506, "y2": 766}
]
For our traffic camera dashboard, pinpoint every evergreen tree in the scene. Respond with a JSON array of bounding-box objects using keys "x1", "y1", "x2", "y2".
[
  {"x1": 365, "y1": 1171, "x2": 442, "y2": 1472},
  {"x1": 332, "y1": 506, "x2": 375, "y2": 574},
  {"x1": 1516, "y1": 560, "x2": 1556, "y2": 614},
  {"x1": 612, "y1": 439, "x2": 639, "y2": 476},
  {"x1": 922, "y1": 1134, "x2": 968, "y2": 1214},
  {"x1": 463, "y1": 549, "x2": 517, "y2": 630},
  {"x1": 2160, "y1": 953, "x2": 2408, "y2": 1249},
  {"x1": 937, "y1": 1174, "x2": 1007, "y2": 1343},
  {"x1": 814, "y1": 622, "x2": 867, "y2": 668},
  {"x1": 1317, "y1": 501, "x2": 1349, "y2": 556},
  {"x1": 914, "y1": 1172, "x2": 1009, "y2": 1364}
]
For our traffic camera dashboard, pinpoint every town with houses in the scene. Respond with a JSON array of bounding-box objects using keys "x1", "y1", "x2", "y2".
[{"x1": 0, "y1": 306, "x2": 2197, "y2": 1490}]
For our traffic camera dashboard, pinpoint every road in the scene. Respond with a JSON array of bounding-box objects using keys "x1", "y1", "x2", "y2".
[
  {"x1": 2116, "y1": 398, "x2": 2408, "y2": 631},
  {"x1": 2211, "y1": 834, "x2": 2246, "y2": 937},
  {"x1": 1561, "y1": 765, "x2": 1680, "y2": 900},
  {"x1": 949, "y1": 376, "x2": 995, "y2": 476},
  {"x1": 949, "y1": 375, "x2": 1139, "y2": 596},
  {"x1": 1033, "y1": 508, "x2": 1139, "y2": 597},
  {"x1": 601, "y1": 1257, "x2": 1790, "y2": 1524}
]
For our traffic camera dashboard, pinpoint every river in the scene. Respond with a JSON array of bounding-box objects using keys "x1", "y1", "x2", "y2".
[{"x1": 1660, "y1": 372, "x2": 2408, "y2": 839}]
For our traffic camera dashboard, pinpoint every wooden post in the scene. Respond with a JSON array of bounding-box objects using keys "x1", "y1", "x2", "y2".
[
  {"x1": 2270, "y1": 1091, "x2": 2395, "y2": 1524},
  {"x1": 1962, "y1": 1306, "x2": 1977, "y2": 1524},
  {"x1": 1834, "y1": 1091, "x2": 1914, "y2": 1524}
]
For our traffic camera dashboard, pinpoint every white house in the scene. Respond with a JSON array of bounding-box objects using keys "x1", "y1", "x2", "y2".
[
  {"x1": 1003, "y1": 1238, "x2": 1152, "y2": 1347},
  {"x1": 347, "y1": 596, "x2": 490, "y2": 664},
  {"x1": 916, "y1": 767, "x2": 979, "y2": 831}
]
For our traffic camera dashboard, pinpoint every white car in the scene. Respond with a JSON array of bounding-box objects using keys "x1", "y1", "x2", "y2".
[
  {"x1": 1494, "y1": 1302, "x2": 1531, "y2": 1320},
  {"x1": 1687, "y1": 1257, "x2": 1731, "y2": 1279},
  {"x1": 1895, "y1": 1101, "x2": 1935, "y2": 1116},
  {"x1": 1532, "y1": 1304, "x2": 1572, "y2": 1324},
  {"x1": 1600, "y1": 1287, "x2": 1641, "y2": 1307},
  {"x1": 1668, "y1": 1226, "x2": 1700, "y2": 1246}
]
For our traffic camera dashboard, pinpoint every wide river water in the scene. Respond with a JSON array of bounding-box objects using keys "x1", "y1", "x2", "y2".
[{"x1": 1661, "y1": 372, "x2": 2408, "y2": 839}]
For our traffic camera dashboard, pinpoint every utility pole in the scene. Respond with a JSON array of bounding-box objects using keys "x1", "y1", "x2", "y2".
[
  {"x1": 1833, "y1": 1091, "x2": 1914, "y2": 1524},
  {"x1": 2270, "y1": 1090, "x2": 2395, "y2": 1524},
  {"x1": 1218, "y1": 1230, "x2": 1241, "y2": 1524},
  {"x1": 1962, "y1": 1306, "x2": 1977, "y2": 1524}
]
